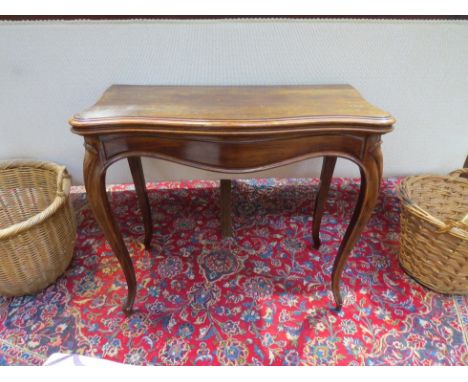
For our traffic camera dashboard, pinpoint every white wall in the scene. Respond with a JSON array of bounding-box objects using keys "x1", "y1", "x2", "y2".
[{"x1": 1, "y1": 19, "x2": 467, "y2": 184}]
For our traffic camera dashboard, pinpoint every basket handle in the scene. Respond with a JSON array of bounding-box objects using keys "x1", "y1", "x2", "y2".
[
  {"x1": 436, "y1": 218, "x2": 468, "y2": 234},
  {"x1": 55, "y1": 166, "x2": 71, "y2": 198},
  {"x1": 439, "y1": 170, "x2": 468, "y2": 234},
  {"x1": 398, "y1": 174, "x2": 468, "y2": 239},
  {"x1": 0, "y1": 160, "x2": 72, "y2": 240},
  {"x1": 448, "y1": 168, "x2": 468, "y2": 179}
]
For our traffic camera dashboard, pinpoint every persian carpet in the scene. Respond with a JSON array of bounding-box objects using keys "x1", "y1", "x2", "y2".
[{"x1": 0, "y1": 178, "x2": 466, "y2": 366}]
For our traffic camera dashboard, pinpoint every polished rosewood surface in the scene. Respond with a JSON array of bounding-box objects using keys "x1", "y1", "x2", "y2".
[{"x1": 70, "y1": 85, "x2": 394, "y2": 132}]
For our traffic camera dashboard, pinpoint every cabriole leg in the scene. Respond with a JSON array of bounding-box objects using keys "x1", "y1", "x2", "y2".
[
  {"x1": 312, "y1": 156, "x2": 337, "y2": 249},
  {"x1": 220, "y1": 179, "x2": 233, "y2": 237},
  {"x1": 331, "y1": 147, "x2": 382, "y2": 310},
  {"x1": 84, "y1": 145, "x2": 137, "y2": 315},
  {"x1": 128, "y1": 156, "x2": 153, "y2": 250}
]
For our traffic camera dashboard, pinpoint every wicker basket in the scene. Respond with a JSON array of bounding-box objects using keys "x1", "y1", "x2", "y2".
[
  {"x1": 397, "y1": 168, "x2": 468, "y2": 294},
  {"x1": 0, "y1": 160, "x2": 76, "y2": 296}
]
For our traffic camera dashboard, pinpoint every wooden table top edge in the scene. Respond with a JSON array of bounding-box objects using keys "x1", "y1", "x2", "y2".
[
  {"x1": 69, "y1": 84, "x2": 395, "y2": 133},
  {"x1": 70, "y1": 114, "x2": 395, "y2": 129}
]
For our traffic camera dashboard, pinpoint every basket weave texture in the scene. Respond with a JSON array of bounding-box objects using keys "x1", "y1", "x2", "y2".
[
  {"x1": 0, "y1": 160, "x2": 76, "y2": 296},
  {"x1": 397, "y1": 168, "x2": 468, "y2": 294}
]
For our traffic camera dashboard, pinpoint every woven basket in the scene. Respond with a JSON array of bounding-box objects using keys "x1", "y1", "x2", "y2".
[
  {"x1": 0, "y1": 160, "x2": 76, "y2": 296},
  {"x1": 397, "y1": 168, "x2": 468, "y2": 294}
]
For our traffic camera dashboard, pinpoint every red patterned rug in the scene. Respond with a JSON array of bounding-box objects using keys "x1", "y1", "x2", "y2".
[{"x1": 0, "y1": 178, "x2": 466, "y2": 365}]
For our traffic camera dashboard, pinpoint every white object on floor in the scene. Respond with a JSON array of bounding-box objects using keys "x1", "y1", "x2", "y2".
[{"x1": 43, "y1": 353, "x2": 124, "y2": 366}]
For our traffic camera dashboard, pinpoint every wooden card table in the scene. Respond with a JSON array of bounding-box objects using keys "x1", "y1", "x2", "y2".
[{"x1": 70, "y1": 85, "x2": 395, "y2": 315}]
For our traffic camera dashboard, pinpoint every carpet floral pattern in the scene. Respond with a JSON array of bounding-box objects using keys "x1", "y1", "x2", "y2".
[{"x1": 0, "y1": 178, "x2": 466, "y2": 365}]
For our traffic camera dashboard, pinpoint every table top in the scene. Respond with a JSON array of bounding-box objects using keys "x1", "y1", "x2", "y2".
[{"x1": 70, "y1": 85, "x2": 395, "y2": 132}]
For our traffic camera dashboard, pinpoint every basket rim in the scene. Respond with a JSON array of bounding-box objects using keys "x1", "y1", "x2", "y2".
[
  {"x1": 397, "y1": 170, "x2": 468, "y2": 240},
  {"x1": 0, "y1": 160, "x2": 72, "y2": 240}
]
